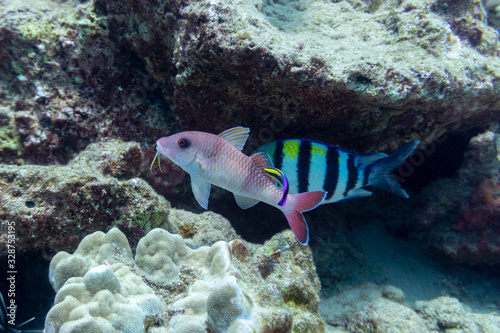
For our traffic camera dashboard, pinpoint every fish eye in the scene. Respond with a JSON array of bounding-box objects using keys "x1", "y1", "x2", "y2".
[{"x1": 177, "y1": 138, "x2": 190, "y2": 148}]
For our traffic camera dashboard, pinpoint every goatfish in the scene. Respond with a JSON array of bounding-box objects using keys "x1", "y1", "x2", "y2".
[
  {"x1": 255, "y1": 139, "x2": 419, "y2": 204},
  {"x1": 152, "y1": 127, "x2": 326, "y2": 245}
]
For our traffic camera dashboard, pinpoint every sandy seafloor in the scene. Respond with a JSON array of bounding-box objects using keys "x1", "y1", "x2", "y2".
[{"x1": 328, "y1": 224, "x2": 500, "y2": 309}]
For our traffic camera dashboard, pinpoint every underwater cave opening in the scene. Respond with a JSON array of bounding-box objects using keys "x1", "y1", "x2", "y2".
[{"x1": 394, "y1": 126, "x2": 484, "y2": 193}]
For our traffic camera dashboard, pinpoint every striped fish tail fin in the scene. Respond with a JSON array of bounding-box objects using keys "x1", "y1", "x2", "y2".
[
  {"x1": 283, "y1": 191, "x2": 327, "y2": 245},
  {"x1": 367, "y1": 141, "x2": 420, "y2": 198}
]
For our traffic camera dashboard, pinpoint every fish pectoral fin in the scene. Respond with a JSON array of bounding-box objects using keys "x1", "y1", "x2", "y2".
[
  {"x1": 191, "y1": 177, "x2": 211, "y2": 209},
  {"x1": 234, "y1": 194, "x2": 260, "y2": 209},
  {"x1": 198, "y1": 156, "x2": 217, "y2": 171},
  {"x1": 218, "y1": 126, "x2": 250, "y2": 151},
  {"x1": 345, "y1": 188, "x2": 372, "y2": 199}
]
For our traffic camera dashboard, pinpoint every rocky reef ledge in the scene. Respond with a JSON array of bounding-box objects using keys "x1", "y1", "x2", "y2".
[{"x1": 1, "y1": 0, "x2": 499, "y2": 163}]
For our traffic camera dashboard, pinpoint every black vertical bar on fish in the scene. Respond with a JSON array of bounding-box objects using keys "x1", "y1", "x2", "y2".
[
  {"x1": 344, "y1": 154, "x2": 358, "y2": 197},
  {"x1": 273, "y1": 141, "x2": 284, "y2": 171},
  {"x1": 297, "y1": 140, "x2": 311, "y2": 193},
  {"x1": 324, "y1": 147, "x2": 339, "y2": 200}
]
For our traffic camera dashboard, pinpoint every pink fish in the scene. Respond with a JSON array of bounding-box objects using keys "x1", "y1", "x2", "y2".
[{"x1": 152, "y1": 127, "x2": 326, "y2": 245}]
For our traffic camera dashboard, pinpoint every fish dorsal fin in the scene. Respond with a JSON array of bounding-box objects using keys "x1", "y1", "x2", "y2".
[
  {"x1": 355, "y1": 152, "x2": 388, "y2": 169},
  {"x1": 218, "y1": 127, "x2": 250, "y2": 151},
  {"x1": 234, "y1": 194, "x2": 260, "y2": 209},
  {"x1": 191, "y1": 176, "x2": 211, "y2": 209},
  {"x1": 250, "y1": 152, "x2": 274, "y2": 170}
]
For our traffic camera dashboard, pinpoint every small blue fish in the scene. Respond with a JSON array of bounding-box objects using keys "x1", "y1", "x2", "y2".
[{"x1": 255, "y1": 139, "x2": 419, "y2": 204}]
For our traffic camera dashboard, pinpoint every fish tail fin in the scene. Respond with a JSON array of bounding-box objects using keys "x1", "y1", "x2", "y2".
[
  {"x1": 283, "y1": 191, "x2": 327, "y2": 245},
  {"x1": 368, "y1": 141, "x2": 420, "y2": 198}
]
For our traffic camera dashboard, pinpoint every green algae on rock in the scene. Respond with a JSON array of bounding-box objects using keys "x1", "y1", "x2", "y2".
[
  {"x1": 1, "y1": 0, "x2": 103, "y2": 41},
  {"x1": 0, "y1": 0, "x2": 176, "y2": 166},
  {"x1": 4, "y1": 0, "x2": 495, "y2": 158},
  {"x1": 0, "y1": 107, "x2": 22, "y2": 164},
  {"x1": 46, "y1": 227, "x2": 325, "y2": 332}
]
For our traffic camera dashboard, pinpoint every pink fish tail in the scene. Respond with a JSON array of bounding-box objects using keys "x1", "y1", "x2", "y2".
[{"x1": 284, "y1": 191, "x2": 327, "y2": 245}]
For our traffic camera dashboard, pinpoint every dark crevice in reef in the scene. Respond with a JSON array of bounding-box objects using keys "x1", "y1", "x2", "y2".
[
  {"x1": 0, "y1": 251, "x2": 53, "y2": 331},
  {"x1": 395, "y1": 127, "x2": 484, "y2": 193}
]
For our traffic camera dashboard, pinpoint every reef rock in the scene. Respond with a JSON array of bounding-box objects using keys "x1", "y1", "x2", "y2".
[
  {"x1": 305, "y1": 128, "x2": 500, "y2": 266},
  {"x1": 108, "y1": 0, "x2": 500, "y2": 151},
  {"x1": 320, "y1": 283, "x2": 420, "y2": 331},
  {"x1": 486, "y1": 0, "x2": 500, "y2": 28},
  {"x1": 2, "y1": 0, "x2": 499, "y2": 163},
  {"x1": 407, "y1": 130, "x2": 500, "y2": 264},
  {"x1": 0, "y1": 139, "x2": 178, "y2": 255},
  {"x1": 415, "y1": 296, "x2": 500, "y2": 332},
  {"x1": 349, "y1": 298, "x2": 429, "y2": 333},
  {"x1": 0, "y1": 0, "x2": 175, "y2": 165},
  {"x1": 320, "y1": 284, "x2": 500, "y2": 332},
  {"x1": 46, "y1": 227, "x2": 325, "y2": 332}
]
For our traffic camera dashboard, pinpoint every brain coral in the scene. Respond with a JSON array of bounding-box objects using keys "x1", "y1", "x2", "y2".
[
  {"x1": 46, "y1": 264, "x2": 163, "y2": 333},
  {"x1": 46, "y1": 228, "x2": 163, "y2": 332},
  {"x1": 45, "y1": 227, "x2": 325, "y2": 332}
]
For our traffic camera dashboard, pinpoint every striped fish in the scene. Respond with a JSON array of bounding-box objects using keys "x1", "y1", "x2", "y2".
[
  {"x1": 152, "y1": 127, "x2": 326, "y2": 245},
  {"x1": 255, "y1": 139, "x2": 419, "y2": 204}
]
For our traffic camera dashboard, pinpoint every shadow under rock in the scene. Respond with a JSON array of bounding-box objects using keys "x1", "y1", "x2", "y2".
[{"x1": 0, "y1": 251, "x2": 54, "y2": 332}]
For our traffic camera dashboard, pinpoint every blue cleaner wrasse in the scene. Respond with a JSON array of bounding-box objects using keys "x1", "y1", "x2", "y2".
[
  {"x1": 152, "y1": 127, "x2": 326, "y2": 245},
  {"x1": 255, "y1": 139, "x2": 420, "y2": 204}
]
